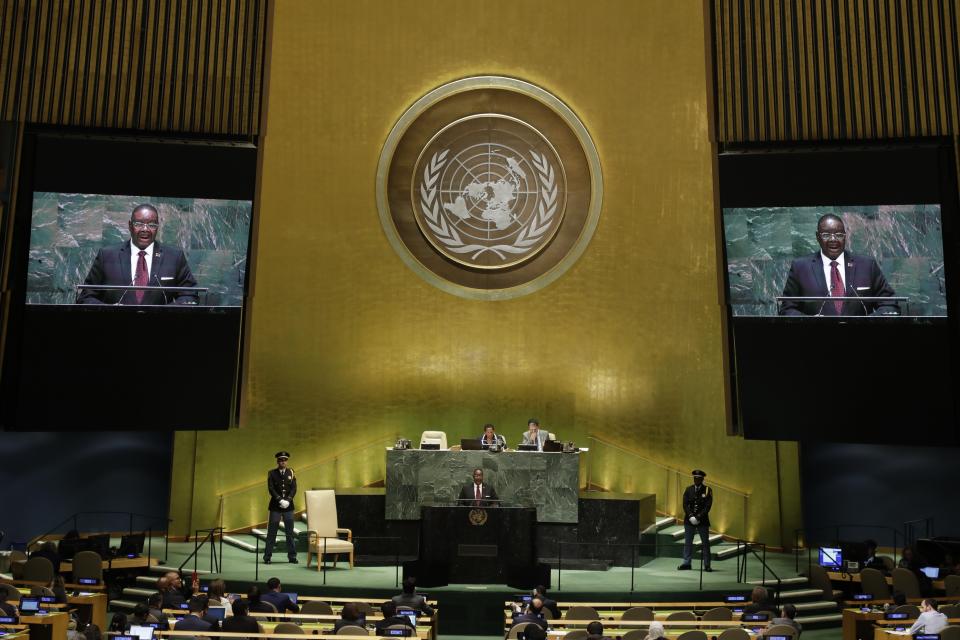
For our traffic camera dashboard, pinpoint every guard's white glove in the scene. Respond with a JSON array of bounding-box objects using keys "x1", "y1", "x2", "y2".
[
  {"x1": 279, "y1": 499, "x2": 290, "y2": 509},
  {"x1": 689, "y1": 516, "x2": 699, "y2": 526}
]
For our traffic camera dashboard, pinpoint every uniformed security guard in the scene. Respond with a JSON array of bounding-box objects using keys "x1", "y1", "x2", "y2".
[
  {"x1": 264, "y1": 451, "x2": 298, "y2": 564},
  {"x1": 677, "y1": 469, "x2": 713, "y2": 571}
]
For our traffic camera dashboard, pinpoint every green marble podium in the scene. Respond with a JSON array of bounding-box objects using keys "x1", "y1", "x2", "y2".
[{"x1": 384, "y1": 449, "x2": 581, "y2": 523}]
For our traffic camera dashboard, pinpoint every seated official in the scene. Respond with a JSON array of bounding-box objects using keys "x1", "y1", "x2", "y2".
[
  {"x1": 77, "y1": 204, "x2": 197, "y2": 305},
  {"x1": 510, "y1": 596, "x2": 548, "y2": 631},
  {"x1": 743, "y1": 586, "x2": 776, "y2": 615},
  {"x1": 768, "y1": 604, "x2": 802, "y2": 637},
  {"x1": 644, "y1": 621, "x2": 665, "y2": 640},
  {"x1": 222, "y1": 600, "x2": 261, "y2": 634},
  {"x1": 586, "y1": 621, "x2": 613, "y2": 640},
  {"x1": 129, "y1": 603, "x2": 159, "y2": 629},
  {"x1": 519, "y1": 418, "x2": 549, "y2": 450},
  {"x1": 332, "y1": 602, "x2": 366, "y2": 633},
  {"x1": 146, "y1": 593, "x2": 169, "y2": 630},
  {"x1": 375, "y1": 601, "x2": 416, "y2": 635},
  {"x1": 174, "y1": 596, "x2": 213, "y2": 632},
  {"x1": 261, "y1": 577, "x2": 299, "y2": 613},
  {"x1": 909, "y1": 599, "x2": 948, "y2": 635},
  {"x1": 457, "y1": 468, "x2": 499, "y2": 507},
  {"x1": 533, "y1": 585, "x2": 560, "y2": 619},
  {"x1": 480, "y1": 423, "x2": 506, "y2": 447},
  {"x1": 391, "y1": 577, "x2": 434, "y2": 615},
  {"x1": 779, "y1": 214, "x2": 898, "y2": 316},
  {"x1": 246, "y1": 586, "x2": 274, "y2": 613}
]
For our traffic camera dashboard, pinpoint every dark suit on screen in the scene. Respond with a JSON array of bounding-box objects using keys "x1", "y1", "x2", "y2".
[
  {"x1": 77, "y1": 241, "x2": 197, "y2": 305},
  {"x1": 457, "y1": 483, "x2": 499, "y2": 507},
  {"x1": 779, "y1": 252, "x2": 898, "y2": 316}
]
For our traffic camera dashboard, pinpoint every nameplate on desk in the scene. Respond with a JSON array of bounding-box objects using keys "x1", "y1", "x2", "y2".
[
  {"x1": 853, "y1": 593, "x2": 873, "y2": 600},
  {"x1": 742, "y1": 613, "x2": 769, "y2": 622},
  {"x1": 725, "y1": 595, "x2": 748, "y2": 603},
  {"x1": 885, "y1": 612, "x2": 909, "y2": 620},
  {"x1": 0, "y1": 616, "x2": 17, "y2": 624},
  {"x1": 77, "y1": 578, "x2": 99, "y2": 585}
]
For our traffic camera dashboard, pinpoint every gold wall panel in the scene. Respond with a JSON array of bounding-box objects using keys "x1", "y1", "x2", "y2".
[{"x1": 171, "y1": 0, "x2": 802, "y2": 546}]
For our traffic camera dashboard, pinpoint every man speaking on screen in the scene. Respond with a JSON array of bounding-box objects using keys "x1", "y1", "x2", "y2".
[
  {"x1": 779, "y1": 214, "x2": 899, "y2": 316},
  {"x1": 76, "y1": 204, "x2": 198, "y2": 305}
]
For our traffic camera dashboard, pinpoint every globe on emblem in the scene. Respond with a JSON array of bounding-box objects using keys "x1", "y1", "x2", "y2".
[{"x1": 413, "y1": 114, "x2": 567, "y2": 270}]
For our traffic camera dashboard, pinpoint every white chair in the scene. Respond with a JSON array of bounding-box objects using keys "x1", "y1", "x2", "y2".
[
  {"x1": 304, "y1": 490, "x2": 354, "y2": 570},
  {"x1": 419, "y1": 430, "x2": 447, "y2": 449}
]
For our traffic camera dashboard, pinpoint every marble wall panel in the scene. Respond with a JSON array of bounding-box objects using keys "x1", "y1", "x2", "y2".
[
  {"x1": 26, "y1": 193, "x2": 251, "y2": 305},
  {"x1": 385, "y1": 449, "x2": 580, "y2": 523},
  {"x1": 722, "y1": 205, "x2": 945, "y2": 315}
]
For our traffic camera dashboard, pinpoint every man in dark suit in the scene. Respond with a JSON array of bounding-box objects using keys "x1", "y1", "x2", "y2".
[
  {"x1": 260, "y1": 577, "x2": 299, "y2": 613},
  {"x1": 174, "y1": 596, "x2": 213, "y2": 633},
  {"x1": 264, "y1": 451, "x2": 298, "y2": 564},
  {"x1": 222, "y1": 600, "x2": 261, "y2": 634},
  {"x1": 391, "y1": 577, "x2": 434, "y2": 616},
  {"x1": 374, "y1": 601, "x2": 416, "y2": 635},
  {"x1": 779, "y1": 214, "x2": 899, "y2": 316},
  {"x1": 510, "y1": 596, "x2": 548, "y2": 632},
  {"x1": 533, "y1": 585, "x2": 560, "y2": 619},
  {"x1": 677, "y1": 469, "x2": 713, "y2": 572},
  {"x1": 77, "y1": 204, "x2": 198, "y2": 305},
  {"x1": 457, "y1": 468, "x2": 499, "y2": 507}
]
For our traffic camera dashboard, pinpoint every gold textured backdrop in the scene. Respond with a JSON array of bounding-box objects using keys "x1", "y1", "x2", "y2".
[{"x1": 170, "y1": 0, "x2": 801, "y2": 547}]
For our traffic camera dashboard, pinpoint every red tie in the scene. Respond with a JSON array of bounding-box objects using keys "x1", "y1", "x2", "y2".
[
  {"x1": 475, "y1": 485, "x2": 481, "y2": 506},
  {"x1": 135, "y1": 250, "x2": 148, "y2": 304},
  {"x1": 829, "y1": 261, "x2": 844, "y2": 314}
]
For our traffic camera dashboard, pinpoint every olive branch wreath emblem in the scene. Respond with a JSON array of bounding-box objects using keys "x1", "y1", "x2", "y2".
[{"x1": 418, "y1": 149, "x2": 558, "y2": 261}]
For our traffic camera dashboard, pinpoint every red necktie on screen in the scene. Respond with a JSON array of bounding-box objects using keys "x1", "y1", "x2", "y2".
[
  {"x1": 475, "y1": 485, "x2": 481, "y2": 506},
  {"x1": 135, "y1": 250, "x2": 148, "y2": 304},
  {"x1": 829, "y1": 260, "x2": 844, "y2": 314}
]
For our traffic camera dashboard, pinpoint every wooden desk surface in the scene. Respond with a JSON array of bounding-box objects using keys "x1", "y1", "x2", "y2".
[{"x1": 503, "y1": 601, "x2": 734, "y2": 609}]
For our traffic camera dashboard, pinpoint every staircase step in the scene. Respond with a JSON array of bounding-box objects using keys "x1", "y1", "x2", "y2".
[
  {"x1": 792, "y1": 601, "x2": 838, "y2": 613},
  {"x1": 149, "y1": 565, "x2": 213, "y2": 575},
  {"x1": 643, "y1": 517, "x2": 677, "y2": 535},
  {"x1": 779, "y1": 588, "x2": 829, "y2": 601},
  {"x1": 250, "y1": 525, "x2": 306, "y2": 539},
  {"x1": 110, "y1": 600, "x2": 141, "y2": 611},
  {"x1": 222, "y1": 535, "x2": 258, "y2": 552},
  {"x1": 135, "y1": 576, "x2": 159, "y2": 587},
  {"x1": 713, "y1": 544, "x2": 748, "y2": 560},
  {"x1": 122, "y1": 587, "x2": 158, "y2": 599},
  {"x1": 794, "y1": 612, "x2": 843, "y2": 627},
  {"x1": 748, "y1": 576, "x2": 809, "y2": 587}
]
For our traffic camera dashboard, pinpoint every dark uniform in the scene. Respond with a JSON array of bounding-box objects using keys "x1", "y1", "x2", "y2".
[
  {"x1": 678, "y1": 469, "x2": 713, "y2": 571},
  {"x1": 264, "y1": 451, "x2": 298, "y2": 564}
]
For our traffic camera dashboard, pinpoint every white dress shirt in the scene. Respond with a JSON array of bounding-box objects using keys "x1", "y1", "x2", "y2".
[
  {"x1": 130, "y1": 241, "x2": 155, "y2": 284},
  {"x1": 821, "y1": 251, "x2": 846, "y2": 294}
]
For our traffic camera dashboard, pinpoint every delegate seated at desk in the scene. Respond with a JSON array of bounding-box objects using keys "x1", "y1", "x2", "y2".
[
  {"x1": 480, "y1": 423, "x2": 506, "y2": 447},
  {"x1": 458, "y1": 468, "x2": 499, "y2": 507},
  {"x1": 520, "y1": 418, "x2": 549, "y2": 450}
]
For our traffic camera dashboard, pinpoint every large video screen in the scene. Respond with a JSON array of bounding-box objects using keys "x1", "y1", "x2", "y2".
[
  {"x1": 723, "y1": 204, "x2": 946, "y2": 317},
  {"x1": 27, "y1": 193, "x2": 251, "y2": 306}
]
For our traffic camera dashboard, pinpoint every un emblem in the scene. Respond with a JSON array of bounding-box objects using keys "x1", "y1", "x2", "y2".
[
  {"x1": 468, "y1": 508, "x2": 488, "y2": 526},
  {"x1": 377, "y1": 76, "x2": 602, "y2": 299}
]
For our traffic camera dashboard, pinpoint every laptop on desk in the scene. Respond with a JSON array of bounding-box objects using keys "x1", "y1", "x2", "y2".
[
  {"x1": 460, "y1": 438, "x2": 484, "y2": 450},
  {"x1": 17, "y1": 597, "x2": 41, "y2": 615}
]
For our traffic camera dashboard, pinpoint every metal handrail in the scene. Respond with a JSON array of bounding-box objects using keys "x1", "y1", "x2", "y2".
[
  {"x1": 27, "y1": 511, "x2": 173, "y2": 561},
  {"x1": 557, "y1": 541, "x2": 657, "y2": 593},
  {"x1": 731, "y1": 538, "x2": 780, "y2": 601}
]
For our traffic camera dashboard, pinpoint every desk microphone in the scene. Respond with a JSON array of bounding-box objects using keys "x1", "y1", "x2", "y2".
[
  {"x1": 153, "y1": 274, "x2": 170, "y2": 305},
  {"x1": 846, "y1": 281, "x2": 869, "y2": 316}
]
